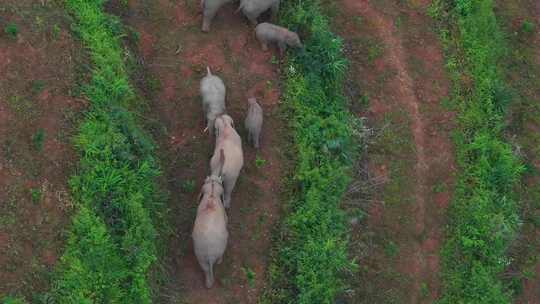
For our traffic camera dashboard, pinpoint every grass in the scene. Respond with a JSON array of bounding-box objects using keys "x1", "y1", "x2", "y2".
[
  {"x1": 261, "y1": 1, "x2": 359, "y2": 303},
  {"x1": 4, "y1": 23, "x2": 18, "y2": 39},
  {"x1": 43, "y1": 0, "x2": 166, "y2": 302},
  {"x1": 31, "y1": 129, "x2": 45, "y2": 151},
  {"x1": 429, "y1": 0, "x2": 524, "y2": 302}
]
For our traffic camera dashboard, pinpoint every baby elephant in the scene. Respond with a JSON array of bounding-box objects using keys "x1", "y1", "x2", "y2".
[
  {"x1": 200, "y1": 67, "x2": 226, "y2": 136},
  {"x1": 244, "y1": 97, "x2": 263, "y2": 149},
  {"x1": 210, "y1": 114, "x2": 244, "y2": 209},
  {"x1": 237, "y1": 0, "x2": 280, "y2": 25},
  {"x1": 192, "y1": 150, "x2": 228, "y2": 288},
  {"x1": 201, "y1": 0, "x2": 231, "y2": 32},
  {"x1": 255, "y1": 22, "x2": 303, "y2": 55}
]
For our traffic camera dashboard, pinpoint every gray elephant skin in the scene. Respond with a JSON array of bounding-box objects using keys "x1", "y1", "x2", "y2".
[
  {"x1": 192, "y1": 153, "x2": 228, "y2": 289},
  {"x1": 210, "y1": 114, "x2": 244, "y2": 209},
  {"x1": 200, "y1": 67, "x2": 226, "y2": 136},
  {"x1": 201, "y1": 0, "x2": 232, "y2": 32},
  {"x1": 237, "y1": 0, "x2": 280, "y2": 25},
  {"x1": 255, "y1": 22, "x2": 302, "y2": 55},
  {"x1": 244, "y1": 97, "x2": 263, "y2": 149}
]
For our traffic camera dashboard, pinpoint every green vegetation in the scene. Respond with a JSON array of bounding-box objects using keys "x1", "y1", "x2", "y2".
[
  {"x1": 263, "y1": 1, "x2": 357, "y2": 303},
  {"x1": 1, "y1": 297, "x2": 26, "y2": 304},
  {"x1": 47, "y1": 0, "x2": 165, "y2": 302},
  {"x1": 429, "y1": 1, "x2": 523, "y2": 303},
  {"x1": 31, "y1": 129, "x2": 45, "y2": 151},
  {"x1": 30, "y1": 188, "x2": 42, "y2": 205},
  {"x1": 4, "y1": 23, "x2": 18, "y2": 39}
]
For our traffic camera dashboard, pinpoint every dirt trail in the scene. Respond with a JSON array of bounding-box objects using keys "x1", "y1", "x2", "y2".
[
  {"x1": 335, "y1": 0, "x2": 455, "y2": 302},
  {"x1": 118, "y1": 1, "x2": 284, "y2": 303}
]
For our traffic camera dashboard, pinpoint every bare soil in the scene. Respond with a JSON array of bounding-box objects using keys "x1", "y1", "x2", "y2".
[
  {"x1": 330, "y1": 0, "x2": 455, "y2": 302},
  {"x1": 0, "y1": 1, "x2": 84, "y2": 298},
  {"x1": 116, "y1": 0, "x2": 286, "y2": 302}
]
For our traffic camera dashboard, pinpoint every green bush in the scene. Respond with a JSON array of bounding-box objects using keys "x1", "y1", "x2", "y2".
[
  {"x1": 4, "y1": 23, "x2": 18, "y2": 39},
  {"x1": 50, "y1": 0, "x2": 165, "y2": 302},
  {"x1": 430, "y1": 0, "x2": 523, "y2": 303},
  {"x1": 263, "y1": 1, "x2": 357, "y2": 303}
]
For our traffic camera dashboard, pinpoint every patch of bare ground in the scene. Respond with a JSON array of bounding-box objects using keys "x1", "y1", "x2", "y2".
[
  {"x1": 330, "y1": 0, "x2": 455, "y2": 303},
  {"x1": 0, "y1": 1, "x2": 84, "y2": 298},
  {"x1": 116, "y1": 0, "x2": 285, "y2": 303}
]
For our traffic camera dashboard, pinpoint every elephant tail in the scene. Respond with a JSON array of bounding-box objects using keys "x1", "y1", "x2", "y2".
[{"x1": 205, "y1": 259, "x2": 215, "y2": 288}]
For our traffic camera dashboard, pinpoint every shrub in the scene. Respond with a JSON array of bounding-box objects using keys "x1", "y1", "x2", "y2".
[
  {"x1": 430, "y1": 0, "x2": 523, "y2": 303},
  {"x1": 263, "y1": 1, "x2": 358, "y2": 303},
  {"x1": 50, "y1": 0, "x2": 165, "y2": 302},
  {"x1": 4, "y1": 23, "x2": 18, "y2": 39}
]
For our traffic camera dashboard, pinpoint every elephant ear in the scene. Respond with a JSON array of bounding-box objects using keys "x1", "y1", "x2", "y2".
[{"x1": 197, "y1": 190, "x2": 204, "y2": 203}]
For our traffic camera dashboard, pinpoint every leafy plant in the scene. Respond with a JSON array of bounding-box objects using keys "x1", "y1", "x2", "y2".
[
  {"x1": 519, "y1": 20, "x2": 535, "y2": 34},
  {"x1": 242, "y1": 266, "x2": 256, "y2": 288},
  {"x1": 181, "y1": 179, "x2": 195, "y2": 193},
  {"x1": 430, "y1": 1, "x2": 523, "y2": 303},
  {"x1": 255, "y1": 155, "x2": 267, "y2": 168},
  {"x1": 31, "y1": 129, "x2": 45, "y2": 151},
  {"x1": 262, "y1": 1, "x2": 358, "y2": 303},
  {"x1": 4, "y1": 23, "x2": 18, "y2": 39},
  {"x1": 30, "y1": 188, "x2": 42, "y2": 205},
  {"x1": 30, "y1": 80, "x2": 46, "y2": 95},
  {"x1": 49, "y1": 0, "x2": 166, "y2": 302}
]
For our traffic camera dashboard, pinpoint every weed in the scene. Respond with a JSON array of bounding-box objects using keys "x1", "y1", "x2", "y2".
[
  {"x1": 30, "y1": 80, "x2": 46, "y2": 95},
  {"x1": 367, "y1": 43, "x2": 383, "y2": 64},
  {"x1": 270, "y1": 55, "x2": 279, "y2": 65},
  {"x1": 180, "y1": 179, "x2": 195, "y2": 193},
  {"x1": 4, "y1": 23, "x2": 18, "y2": 39},
  {"x1": 255, "y1": 155, "x2": 266, "y2": 168},
  {"x1": 30, "y1": 189, "x2": 42, "y2": 205},
  {"x1": 519, "y1": 20, "x2": 535, "y2": 35},
  {"x1": 358, "y1": 94, "x2": 369, "y2": 109},
  {"x1": 51, "y1": 24, "x2": 61, "y2": 40},
  {"x1": 431, "y1": 1, "x2": 523, "y2": 303},
  {"x1": 419, "y1": 282, "x2": 429, "y2": 298},
  {"x1": 383, "y1": 240, "x2": 398, "y2": 258},
  {"x1": 31, "y1": 129, "x2": 45, "y2": 151},
  {"x1": 2, "y1": 296, "x2": 27, "y2": 304},
  {"x1": 49, "y1": 0, "x2": 166, "y2": 302},
  {"x1": 242, "y1": 266, "x2": 256, "y2": 288},
  {"x1": 431, "y1": 182, "x2": 445, "y2": 193},
  {"x1": 262, "y1": 1, "x2": 358, "y2": 303}
]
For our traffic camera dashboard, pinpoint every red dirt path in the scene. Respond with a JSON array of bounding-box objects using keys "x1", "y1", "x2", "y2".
[
  {"x1": 336, "y1": 0, "x2": 455, "y2": 302},
  {"x1": 120, "y1": 1, "x2": 285, "y2": 303}
]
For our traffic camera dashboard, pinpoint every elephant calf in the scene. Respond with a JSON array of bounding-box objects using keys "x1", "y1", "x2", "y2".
[
  {"x1": 255, "y1": 22, "x2": 303, "y2": 55},
  {"x1": 192, "y1": 152, "x2": 228, "y2": 289},
  {"x1": 244, "y1": 97, "x2": 263, "y2": 149},
  {"x1": 200, "y1": 67, "x2": 226, "y2": 136},
  {"x1": 201, "y1": 0, "x2": 231, "y2": 32},
  {"x1": 210, "y1": 114, "x2": 244, "y2": 209},
  {"x1": 237, "y1": 0, "x2": 280, "y2": 25}
]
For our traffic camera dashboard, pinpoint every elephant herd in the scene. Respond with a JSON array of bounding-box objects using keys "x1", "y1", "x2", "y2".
[
  {"x1": 202, "y1": 0, "x2": 303, "y2": 55},
  {"x1": 191, "y1": 0, "x2": 303, "y2": 289}
]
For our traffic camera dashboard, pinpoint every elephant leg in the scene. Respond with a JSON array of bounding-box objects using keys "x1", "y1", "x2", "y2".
[
  {"x1": 254, "y1": 131, "x2": 260, "y2": 149},
  {"x1": 205, "y1": 260, "x2": 214, "y2": 288},
  {"x1": 223, "y1": 177, "x2": 238, "y2": 209},
  {"x1": 202, "y1": 9, "x2": 217, "y2": 32},
  {"x1": 271, "y1": 2, "x2": 280, "y2": 19},
  {"x1": 278, "y1": 42, "x2": 286, "y2": 56},
  {"x1": 261, "y1": 42, "x2": 269, "y2": 51}
]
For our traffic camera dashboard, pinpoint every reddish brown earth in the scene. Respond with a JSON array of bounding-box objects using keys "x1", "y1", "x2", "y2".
[
  {"x1": 332, "y1": 0, "x2": 454, "y2": 302},
  {"x1": 118, "y1": 1, "x2": 285, "y2": 303},
  {"x1": 0, "y1": 1, "x2": 83, "y2": 298}
]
